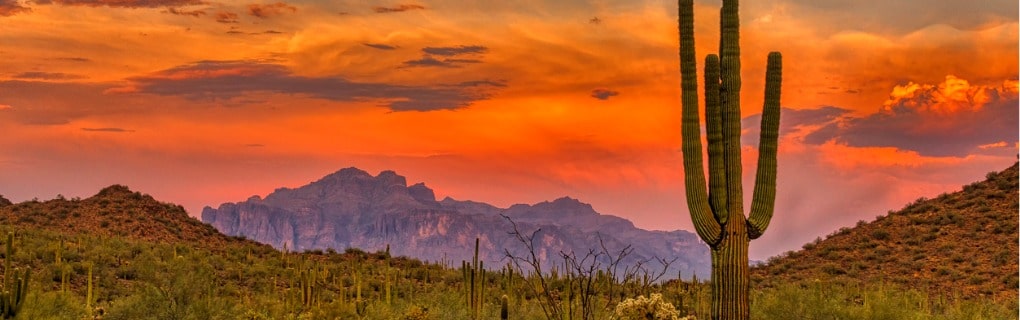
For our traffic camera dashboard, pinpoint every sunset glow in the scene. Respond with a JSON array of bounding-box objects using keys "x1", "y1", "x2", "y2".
[{"x1": 1, "y1": 0, "x2": 1017, "y2": 259}]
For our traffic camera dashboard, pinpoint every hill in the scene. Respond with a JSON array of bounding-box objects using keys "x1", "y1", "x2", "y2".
[
  {"x1": 202, "y1": 167, "x2": 711, "y2": 278},
  {"x1": 0, "y1": 185, "x2": 255, "y2": 251},
  {"x1": 751, "y1": 162, "x2": 1019, "y2": 300}
]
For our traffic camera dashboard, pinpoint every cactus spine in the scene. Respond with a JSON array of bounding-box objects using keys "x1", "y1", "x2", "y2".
[
  {"x1": 1, "y1": 232, "x2": 29, "y2": 319},
  {"x1": 678, "y1": 0, "x2": 782, "y2": 319}
]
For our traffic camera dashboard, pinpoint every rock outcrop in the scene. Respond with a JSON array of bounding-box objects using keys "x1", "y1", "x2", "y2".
[{"x1": 202, "y1": 168, "x2": 710, "y2": 278}]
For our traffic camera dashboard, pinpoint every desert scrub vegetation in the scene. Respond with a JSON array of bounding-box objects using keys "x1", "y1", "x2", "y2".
[
  {"x1": 751, "y1": 162, "x2": 1019, "y2": 301},
  {"x1": 752, "y1": 282, "x2": 1018, "y2": 320},
  {"x1": 0, "y1": 165, "x2": 1015, "y2": 319},
  {"x1": 2, "y1": 222, "x2": 1016, "y2": 320}
]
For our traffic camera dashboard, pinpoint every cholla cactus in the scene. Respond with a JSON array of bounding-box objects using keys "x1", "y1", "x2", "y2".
[{"x1": 613, "y1": 293, "x2": 694, "y2": 320}]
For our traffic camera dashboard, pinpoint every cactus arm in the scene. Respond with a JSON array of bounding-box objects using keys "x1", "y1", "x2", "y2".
[
  {"x1": 679, "y1": 0, "x2": 722, "y2": 245},
  {"x1": 704, "y1": 54, "x2": 728, "y2": 225},
  {"x1": 719, "y1": 0, "x2": 745, "y2": 219},
  {"x1": 747, "y1": 52, "x2": 782, "y2": 239}
]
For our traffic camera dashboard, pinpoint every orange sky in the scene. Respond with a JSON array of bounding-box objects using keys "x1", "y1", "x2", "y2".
[{"x1": 1, "y1": 0, "x2": 1017, "y2": 260}]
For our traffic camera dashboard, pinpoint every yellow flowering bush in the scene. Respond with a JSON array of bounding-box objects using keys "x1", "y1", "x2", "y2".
[{"x1": 613, "y1": 293, "x2": 695, "y2": 320}]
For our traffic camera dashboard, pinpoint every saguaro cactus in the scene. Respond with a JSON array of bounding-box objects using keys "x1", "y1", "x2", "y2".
[
  {"x1": 1, "y1": 232, "x2": 30, "y2": 319},
  {"x1": 463, "y1": 238, "x2": 485, "y2": 319},
  {"x1": 678, "y1": 0, "x2": 782, "y2": 319}
]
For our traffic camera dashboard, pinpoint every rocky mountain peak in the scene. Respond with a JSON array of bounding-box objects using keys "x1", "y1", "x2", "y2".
[
  {"x1": 315, "y1": 167, "x2": 372, "y2": 185},
  {"x1": 376, "y1": 170, "x2": 408, "y2": 187},
  {"x1": 408, "y1": 183, "x2": 436, "y2": 203},
  {"x1": 510, "y1": 196, "x2": 598, "y2": 217},
  {"x1": 202, "y1": 166, "x2": 710, "y2": 278},
  {"x1": 95, "y1": 184, "x2": 137, "y2": 198}
]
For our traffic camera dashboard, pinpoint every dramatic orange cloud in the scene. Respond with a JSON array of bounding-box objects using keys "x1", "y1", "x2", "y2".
[
  {"x1": 248, "y1": 2, "x2": 295, "y2": 18},
  {"x1": 0, "y1": 0, "x2": 30, "y2": 16}
]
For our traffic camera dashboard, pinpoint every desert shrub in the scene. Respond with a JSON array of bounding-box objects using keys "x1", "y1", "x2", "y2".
[
  {"x1": 870, "y1": 230, "x2": 890, "y2": 241},
  {"x1": 614, "y1": 293, "x2": 683, "y2": 320},
  {"x1": 16, "y1": 291, "x2": 88, "y2": 320},
  {"x1": 402, "y1": 305, "x2": 430, "y2": 320},
  {"x1": 752, "y1": 282, "x2": 1017, "y2": 320}
]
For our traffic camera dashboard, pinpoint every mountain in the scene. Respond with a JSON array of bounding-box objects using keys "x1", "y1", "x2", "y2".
[
  {"x1": 751, "y1": 162, "x2": 1019, "y2": 300},
  {"x1": 202, "y1": 167, "x2": 711, "y2": 278}
]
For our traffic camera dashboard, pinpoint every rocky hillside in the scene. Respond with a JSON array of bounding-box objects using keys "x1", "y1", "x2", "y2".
[
  {"x1": 751, "y1": 162, "x2": 1019, "y2": 300},
  {"x1": 202, "y1": 168, "x2": 711, "y2": 278},
  {"x1": 0, "y1": 185, "x2": 257, "y2": 251}
]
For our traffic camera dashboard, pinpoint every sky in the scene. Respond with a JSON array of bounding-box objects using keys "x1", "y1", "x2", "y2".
[{"x1": 0, "y1": 0, "x2": 1017, "y2": 260}]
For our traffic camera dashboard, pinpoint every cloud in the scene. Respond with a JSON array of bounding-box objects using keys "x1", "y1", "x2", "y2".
[
  {"x1": 402, "y1": 45, "x2": 488, "y2": 68},
  {"x1": 247, "y1": 2, "x2": 295, "y2": 18},
  {"x1": 401, "y1": 57, "x2": 483, "y2": 68},
  {"x1": 590, "y1": 89, "x2": 619, "y2": 100},
  {"x1": 111, "y1": 60, "x2": 504, "y2": 112},
  {"x1": 0, "y1": 0, "x2": 30, "y2": 16},
  {"x1": 402, "y1": 57, "x2": 455, "y2": 68},
  {"x1": 742, "y1": 106, "x2": 851, "y2": 146},
  {"x1": 775, "y1": 0, "x2": 1018, "y2": 35},
  {"x1": 812, "y1": 76, "x2": 1018, "y2": 157},
  {"x1": 12, "y1": 72, "x2": 84, "y2": 80},
  {"x1": 422, "y1": 45, "x2": 488, "y2": 56},
  {"x1": 976, "y1": 141, "x2": 1010, "y2": 152},
  {"x1": 746, "y1": 77, "x2": 1018, "y2": 157},
  {"x1": 244, "y1": 143, "x2": 264, "y2": 147},
  {"x1": 33, "y1": 0, "x2": 203, "y2": 8},
  {"x1": 0, "y1": 80, "x2": 140, "y2": 125},
  {"x1": 81, "y1": 127, "x2": 134, "y2": 133},
  {"x1": 164, "y1": 7, "x2": 204, "y2": 17},
  {"x1": 363, "y1": 43, "x2": 397, "y2": 50},
  {"x1": 52, "y1": 57, "x2": 91, "y2": 62},
  {"x1": 372, "y1": 4, "x2": 424, "y2": 13},
  {"x1": 455, "y1": 80, "x2": 506, "y2": 88},
  {"x1": 0, "y1": 104, "x2": 12, "y2": 110},
  {"x1": 213, "y1": 11, "x2": 238, "y2": 23}
]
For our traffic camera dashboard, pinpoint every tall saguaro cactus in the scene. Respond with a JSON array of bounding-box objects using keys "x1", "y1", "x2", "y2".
[
  {"x1": 678, "y1": 0, "x2": 781, "y2": 319},
  {"x1": 2, "y1": 232, "x2": 30, "y2": 319}
]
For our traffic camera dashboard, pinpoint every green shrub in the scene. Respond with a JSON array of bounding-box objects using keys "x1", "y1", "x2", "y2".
[{"x1": 870, "y1": 230, "x2": 890, "y2": 241}]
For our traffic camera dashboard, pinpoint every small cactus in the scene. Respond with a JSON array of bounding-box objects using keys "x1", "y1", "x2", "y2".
[
  {"x1": 500, "y1": 295, "x2": 509, "y2": 320},
  {"x1": 86, "y1": 263, "x2": 94, "y2": 311},
  {"x1": 463, "y1": 238, "x2": 485, "y2": 319}
]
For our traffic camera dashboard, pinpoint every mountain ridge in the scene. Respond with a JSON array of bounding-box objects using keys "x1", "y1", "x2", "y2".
[{"x1": 201, "y1": 167, "x2": 712, "y2": 278}]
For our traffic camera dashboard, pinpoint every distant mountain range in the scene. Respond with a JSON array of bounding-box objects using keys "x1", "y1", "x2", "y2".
[{"x1": 201, "y1": 168, "x2": 711, "y2": 278}]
